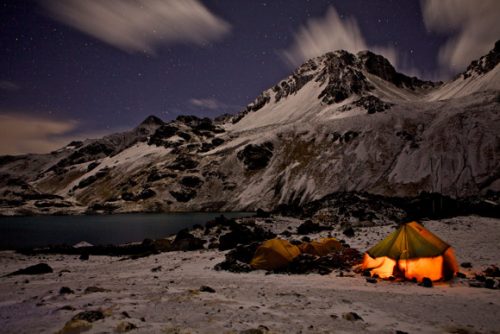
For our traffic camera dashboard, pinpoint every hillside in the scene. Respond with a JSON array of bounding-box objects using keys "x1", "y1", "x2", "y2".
[{"x1": 1, "y1": 42, "x2": 499, "y2": 215}]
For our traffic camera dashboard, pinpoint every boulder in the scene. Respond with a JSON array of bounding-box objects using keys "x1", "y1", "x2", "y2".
[
  {"x1": 71, "y1": 310, "x2": 104, "y2": 323},
  {"x1": 7, "y1": 263, "x2": 53, "y2": 276}
]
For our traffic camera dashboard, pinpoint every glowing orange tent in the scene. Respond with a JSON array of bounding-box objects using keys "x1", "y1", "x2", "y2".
[{"x1": 362, "y1": 221, "x2": 458, "y2": 282}]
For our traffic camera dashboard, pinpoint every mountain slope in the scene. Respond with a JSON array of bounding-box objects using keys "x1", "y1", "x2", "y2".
[{"x1": 1, "y1": 42, "x2": 499, "y2": 215}]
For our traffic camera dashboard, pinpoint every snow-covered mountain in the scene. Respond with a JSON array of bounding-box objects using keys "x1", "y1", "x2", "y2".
[{"x1": 1, "y1": 41, "x2": 499, "y2": 215}]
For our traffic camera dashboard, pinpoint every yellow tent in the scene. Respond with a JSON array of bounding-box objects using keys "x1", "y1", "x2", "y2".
[
  {"x1": 362, "y1": 221, "x2": 458, "y2": 282},
  {"x1": 250, "y1": 239, "x2": 301, "y2": 270},
  {"x1": 299, "y1": 238, "x2": 343, "y2": 256}
]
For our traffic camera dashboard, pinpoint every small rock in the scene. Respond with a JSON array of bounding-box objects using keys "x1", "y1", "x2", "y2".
[
  {"x1": 72, "y1": 310, "x2": 104, "y2": 323},
  {"x1": 366, "y1": 277, "x2": 377, "y2": 284},
  {"x1": 115, "y1": 321, "x2": 137, "y2": 333},
  {"x1": 342, "y1": 227, "x2": 355, "y2": 238},
  {"x1": 484, "y1": 278, "x2": 496, "y2": 289},
  {"x1": 57, "y1": 319, "x2": 92, "y2": 334},
  {"x1": 79, "y1": 253, "x2": 89, "y2": 261},
  {"x1": 151, "y1": 266, "x2": 162, "y2": 272},
  {"x1": 240, "y1": 329, "x2": 265, "y2": 334},
  {"x1": 59, "y1": 287, "x2": 74, "y2": 295},
  {"x1": 456, "y1": 272, "x2": 467, "y2": 278},
  {"x1": 460, "y1": 262, "x2": 472, "y2": 268},
  {"x1": 200, "y1": 285, "x2": 216, "y2": 293},
  {"x1": 121, "y1": 311, "x2": 131, "y2": 318},
  {"x1": 469, "y1": 281, "x2": 484, "y2": 288},
  {"x1": 7, "y1": 263, "x2": 53, "y2": 276},
  {"x1": 58, "y1": 305, "x2": 76, "y2": 311},
  {"x1": 84, "y1": 286, "x2": 109, "y2": 294},
  {"x1": 420, "y1": 277, "x2": 433, "y2": 288},
  {"x1": 342, "y1": 312, "x2": 363, "y2": 321}
]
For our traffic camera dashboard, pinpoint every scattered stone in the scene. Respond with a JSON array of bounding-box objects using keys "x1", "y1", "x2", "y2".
[
  {"x1": 6, "y1": 263, "x2": 53, "y2": 276},
  {"x1": 239, "y1": 328, "x2": 265, "y2": 334},
  {"x1": 366, "y1": 277, "x2": 377, "y2": 284},
  {"x1": 172, "y1": 229, "x2": 205, "y2": 251},
  {"x1": 56, "y1": 319, "x2": 92, "y2": 334},
  {"x1": 342, "y1": 227, "x2": 355, "y2": 238},
  {"x1": 115, "y1": 321, "x2": 137, "y2": 333},
  {"x1": 58, "y1": 305, "x2": 76, "y2": 311},
  {"x1": 84, "y1": 286, "x2": 109, "y2": 294},
  {"x1": 200, "y1": 285, "x2": 216, "y2": 293},
  {"x1": 72, "y1": 310, "x2": 105, "y2": 323},
  {"x1": 59, "y1": 287, "x2": 74, "y2": 295},
  {"x1": 151, "y1": 266, "x2": 162, "y2": 273},
  {"x1": 342, "y1": 312, "x2": 363, "y2": 321},
  {"x1": 296, "y1": 220, "x2": 330, "y2": 234},
  {"x1": 460, "y1": 262, "x2": 472, "y2": 268},
  {"x1": 419, "y1": 277, "x2": 433, "y2": 288},
  {"x1": 469, "y1": 281, "x2": 484, "y2": 288},
  {"x1": 255, "y1": 208, "x2": 270, "y2": 218},
  {"x1": 456, "y1": 272, "x2": 467, "y2": 278},
  {"x1": 484, "y1": 265, "x2": 500, "y2": 277},
  {"x1": 121, "y1": 311, "x2": 131, "y2": 318},
  {"x1": 484, "y1": 278, "x2": 496, "y2": 289},
  {"x1": 79, "y1": 253, "x2": 89, "y2": 261}
]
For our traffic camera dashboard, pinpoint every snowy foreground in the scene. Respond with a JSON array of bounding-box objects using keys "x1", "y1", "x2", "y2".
[{"x1": 0, "y1": 216, "x2": 499, "y2": 334}]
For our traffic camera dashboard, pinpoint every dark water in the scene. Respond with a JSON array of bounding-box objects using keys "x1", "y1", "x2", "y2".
[{"x1": 0, "y1": 212, "x2": 252, "y2": 250}]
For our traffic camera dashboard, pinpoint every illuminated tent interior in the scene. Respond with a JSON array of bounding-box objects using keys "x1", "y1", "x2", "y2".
[{"x1": 362, "y1": 221, "x2": 458, "y2": 282}]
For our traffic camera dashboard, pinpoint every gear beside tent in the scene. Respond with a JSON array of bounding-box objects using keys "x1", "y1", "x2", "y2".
[
  {"x1": 250, "y1": 238, "x2": 343, "y2": 271},
  {"x1": 299, "y1": 238, "x2": 342, "y2": 257},
  {"x1": 362, "y1": 221, "x2": 458, "y2": 282},
  {"x1": 250, "y1": 239, "x2": 301, "y2": 270}
]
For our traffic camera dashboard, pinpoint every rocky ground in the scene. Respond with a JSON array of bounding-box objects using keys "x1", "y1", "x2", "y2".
[{"x1": 0, "y1": 215, "x2": 499, "y2": 334}]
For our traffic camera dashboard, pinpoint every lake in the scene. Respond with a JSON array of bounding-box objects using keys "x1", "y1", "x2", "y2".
[{"x1": 0, "y1": 212, "x2": 252, "y2": 250}]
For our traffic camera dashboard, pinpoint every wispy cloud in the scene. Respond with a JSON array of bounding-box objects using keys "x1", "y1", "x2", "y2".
[
  {"x1": 189, "y1": 98, "x2": 225, "y2": 110},
  {"x1": 281, "y1": 6, "x2": 398, "y2": 68},
  {"x1": 0, "y1": 113, "x2": 112, "y2": 155},
  {"x1": 42, "y1": 0, "x2": 231, "y2": 54},
  {"x1": 0, "y1": 80, "x2": 20, "y2": 91},
  {"x1": 421, "y1": 0, "x2": 500, "y2": 73}
]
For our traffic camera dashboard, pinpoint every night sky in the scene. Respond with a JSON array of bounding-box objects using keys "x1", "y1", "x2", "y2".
[{"x1": 0, "y1": 0, "x2": 498, "y2": 154}]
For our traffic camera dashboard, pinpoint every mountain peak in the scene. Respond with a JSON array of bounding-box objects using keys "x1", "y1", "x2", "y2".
[
  {"x1": 140, "y1": 115, "x2": 164, "y2": 126},
  {"x1": 462, "y1": 40, "x2": 500, "y2": 78}
]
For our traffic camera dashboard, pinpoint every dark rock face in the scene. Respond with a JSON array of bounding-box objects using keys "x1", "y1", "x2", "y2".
[
  {"x1": 75, "y1": 168, "x2": 109, "y2": 189},
  {"x1": 180, "y1": 176, "x2": 203, "y2": 188},
  {"x1": 354, "y1": 95, "x2": 393, "y2": 114},
  {"x1": 7, "y1": 263, "x2": 53, "y2": 276},
  {"x1": 170, "y1": 189, "x2": 197, "y2": 202},
  {"x1": 358, "y1": 50, "x2": 438, "y2": 89},
  {"x1": 135, "y1": 188, "x2": 156, "y2": 200},
  {"x1": 167, "y1": 155, "x2": 199, "y2": 171},
  {"x1": 52, "y1": 142, "x2": 115, "y2": 171},
  {"x1": 148, "y1": 125, "x2": 179, "y2": 146},
  {"x1": 317, "y1": 52, "x2": 371, "y2": 104},
  {"x1": 463, "y1": 40, "x2": 500, "y2": 78},
  {"x1": 237, "y1": 142, "x2": 274, "y2": 170}
]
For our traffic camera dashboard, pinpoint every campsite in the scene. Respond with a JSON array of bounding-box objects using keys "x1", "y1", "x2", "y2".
[{"x1": 1, "y1": 214, "x2": 499, "y2": 334}]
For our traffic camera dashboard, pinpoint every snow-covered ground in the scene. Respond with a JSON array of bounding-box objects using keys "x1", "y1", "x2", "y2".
[{"x1": 0, "y1": 216, "x2": 498, "y2": 334}]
